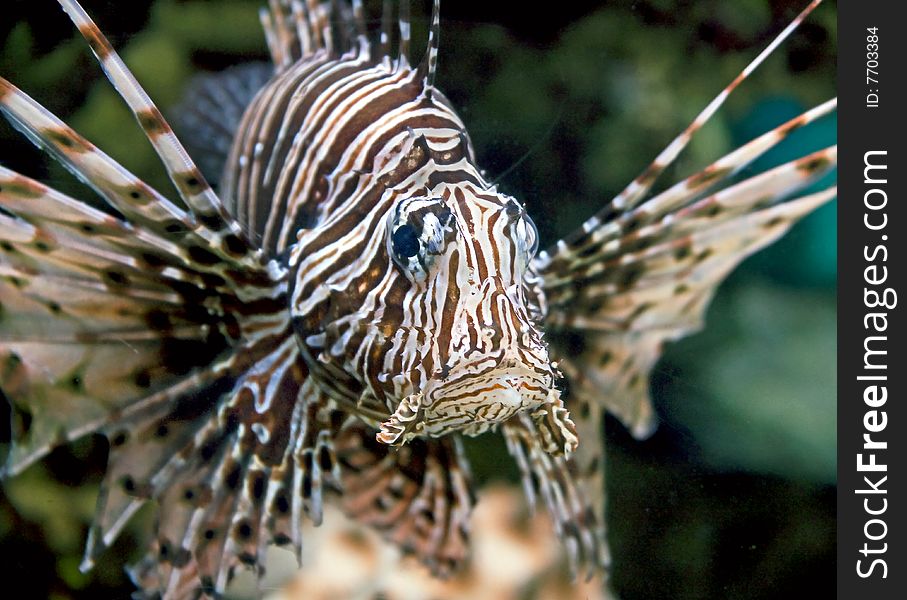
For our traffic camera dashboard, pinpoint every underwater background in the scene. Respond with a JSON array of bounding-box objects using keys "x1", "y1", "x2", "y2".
[{"x1": 0, "y1": 1, "x2": 836, "y2": 598}]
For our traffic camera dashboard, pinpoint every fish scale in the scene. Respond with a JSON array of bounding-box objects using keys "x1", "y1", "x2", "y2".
[{"x1": 0, "y1": 1, "x2": 835, "y2": 598}]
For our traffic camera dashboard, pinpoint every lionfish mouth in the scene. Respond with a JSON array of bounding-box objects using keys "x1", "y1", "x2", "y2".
[{"x1": 376, "y1": 362, "x2": 558, "y2": 446}]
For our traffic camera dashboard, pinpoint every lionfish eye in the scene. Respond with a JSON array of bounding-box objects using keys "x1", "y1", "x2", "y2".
[
  {"x1": 392, "y1": 224, "x2": 421, "y2": 259},
  {"x1": 387, "y1": 196, "x2": 455, "y2": 280}
]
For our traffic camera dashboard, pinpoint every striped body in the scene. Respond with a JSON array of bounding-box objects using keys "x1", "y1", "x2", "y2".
[{"x1": 0, "y1": 1, "x2": 836, "y2": 598}]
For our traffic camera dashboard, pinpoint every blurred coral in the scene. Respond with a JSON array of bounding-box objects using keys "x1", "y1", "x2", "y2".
[{"x1": 253, "y1": 486, "x2": 606, "y2": 600}]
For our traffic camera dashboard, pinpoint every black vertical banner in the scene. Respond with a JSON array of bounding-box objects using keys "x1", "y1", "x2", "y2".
[{"x1": 838, "y1": 1, "x2": 905, "y2": 598}]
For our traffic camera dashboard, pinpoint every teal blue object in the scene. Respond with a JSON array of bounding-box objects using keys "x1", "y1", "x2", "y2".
[
  {"x1": 731, "y1": 97, "x2": 837, "y2": 288},
  {"x1": 660, "y1": 284, "x2": 837, "y2": 484}
]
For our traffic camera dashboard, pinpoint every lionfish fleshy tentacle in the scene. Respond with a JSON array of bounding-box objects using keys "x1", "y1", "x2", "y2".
[{"x1": 56, "y1": 0, "x2": 262, "y2": 267}]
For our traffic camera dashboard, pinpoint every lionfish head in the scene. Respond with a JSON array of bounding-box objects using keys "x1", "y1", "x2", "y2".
[
  {"x1": 380, "y1": 185, "x2": 570, "y2": 440},
  {"x1": 289, "y1": 134, "x2": 577, "y2": 455}
]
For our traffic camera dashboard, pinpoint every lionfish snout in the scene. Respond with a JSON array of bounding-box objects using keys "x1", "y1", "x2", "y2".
[
  {"x1": 376, "y1": 275, "x2": 577, "y2": 454},
  {"x1": 375, "y1": 375, "x2": 579, "y2": 459},
  {"x1": 429, "y1": 352, "x2": 554, "y2": 418},
  {"x1": 375, "y1": 356, "x2": 563, "y2": 446}
]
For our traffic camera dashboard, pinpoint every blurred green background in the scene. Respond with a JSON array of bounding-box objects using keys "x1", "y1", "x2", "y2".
[{"x1": 1, "y1": 1, "x2": 836, "y2": 598}]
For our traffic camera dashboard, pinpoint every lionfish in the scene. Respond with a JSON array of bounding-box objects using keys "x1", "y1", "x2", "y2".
[{"x1": 0, "y1": 0, "x2": 836, "y2": 597}]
